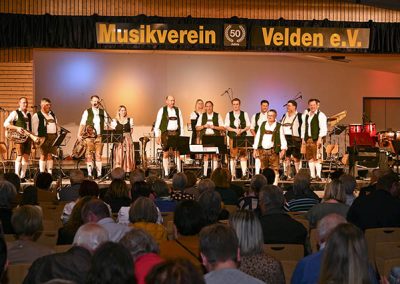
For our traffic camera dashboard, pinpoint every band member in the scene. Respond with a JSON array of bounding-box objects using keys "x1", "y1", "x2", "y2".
[
  {"x1": 250, "y1": 100, "x2": 269, "y2": 174},
  {"x1": 225, "y1": 98, "x2": 251, "y2": 180},
  {"x1": 78, "y1": 95, "x2": 109, "y2": 178},
  {"x1": 3, "y1": 97, "x2": 32, "y2": 180},
  {"x1": 154, "y1": 95, "x2": 184, "y2": 177},
  {"x1": 189, "y1": 99, "x2": 204, "y2": 145},
  {"x1": 253, "y1": 110, "x2": 287, "y2": 185},
  {"x1": 32, "y1": 98, "x2": 58, "y2": 174},
  {"x1": 111, "y1": 105, "x2": 135, "y2": 173},
  {"x1": 281, "y1": 100, "x2": 302, "y2": 179},
  {"x1": 301, "y1": 99, "x2": 327, "y2": 181},
  {"x1": 196, "y1": 101, "x2": 225, "y2": 178}
]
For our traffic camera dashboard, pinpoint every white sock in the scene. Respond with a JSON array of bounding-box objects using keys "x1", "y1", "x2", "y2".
[
  {"x1": 87, "y1": 162, "x2": 94, "y2": 176},
  {"x1": 212, "y1": 160, "x2": 218, "y2": 171},
  {"x1": 176, "y1": 157, "x2": 182, "y2": 173},
  {"x1": 46, "y1": 160, "x2": 53, "y2": 174},
  {"x1": 95, "y1": 161, "x2": 102, "y2": 176},
  {"x1": 15, "y1": 161, "x2": 21, "y2": 177},
  {"x1": 294, "y1": 162, "x2": 300, "y2": 174},
  {"x1": 39, "y1": 160, "x2": 46, "y2": 173},
  {"x1": 240, "y1": 160, "x2": 247, "y2": 177},
  {"x1": 21, "y1": 160, "x2": 28, "y2": 179},
  {"x1": 315, "y1": 162, "x2": 322, "y2": 178},
  {"x1": 163, "y1": 158, "x2": 169, "y2": 176},
  {"x1": 274, "y1": 171, "x2": 279, "y2": 185},
  {"x1": 203, "y1": 160, "x2": 209, "y2": 176},
  {"x1": 230, "y1": 160, "x2": 236, "y2": 178},
  {"x1": 309, "y1": 161, "x2": 316, "y2": 178},
  {"x1": 255, "y1": 158, "x2": 261, "y2": 175}
]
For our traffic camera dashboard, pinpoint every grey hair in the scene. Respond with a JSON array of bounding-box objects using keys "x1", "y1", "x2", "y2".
[
  {"x1": 172, "y1": 173, "x2": 188, "y2": 191},
  {"x1": 339, "y1": 174, "x2": 357, "y2": 195},
  {"x1": 250, "y1": 175, "x2": 268, "y2": 193},
  {"x1": 69, "y1": 169, "x2": 85, "y2": 185},
  {"x1": 317, "y1": 213, "x2": 347, "y2": 245},
  {"x1": 0, "y1": 180, "x2": 17, "y2": 208},
  {"x1": 119, "y1": 228, "x2": 159, "y2": 261},
  {"x1": 73, "y1": 223, "x2": 109, "y2": 252},
  {"x1": 197, "y1": 179, "x2": 215, "y2": 195},
  {"x1": 259, "y1": 185, "x2": 285, "y2": 210}
]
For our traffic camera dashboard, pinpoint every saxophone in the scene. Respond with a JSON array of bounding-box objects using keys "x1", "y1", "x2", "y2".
[
  {"x1": 139, "y1": 136, "x2": 150, "y2": 169},
  {"x1": 6, "y1": 128, "x2": 40, "y2": 144}
]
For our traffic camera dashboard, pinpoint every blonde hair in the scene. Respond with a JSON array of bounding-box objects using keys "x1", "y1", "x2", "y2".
[
  {"x1": 116, "y1": 105, "x2": 127, "y2": 121},
  {"x1": 194, "y1": 99, "x2": 204, "y2": 112},
  {"x1": 323, "y1": 180, "x2": 346, "y2": 203}
]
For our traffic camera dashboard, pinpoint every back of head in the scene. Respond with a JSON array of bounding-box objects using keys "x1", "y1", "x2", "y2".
[
  {"x1": 0, "y1": 180, "x2": 17, "y2": 208},
  {"x1": 130, "y1": 168, "x2": 145, "y2": 185},
  {"x1": 110, "y1": 167, "x2": 125, "y2": 181},
  {"x1": 323, "y1": 179, "x2": 346, "y2": 203},
  {"x1": 12, "y1": 205, "x2": 43, "y2": 239},
  {"x1": 69, "y1": 169, "x2": 85, "y2": 185},
  {"x1": 377, "y1": 171, "x2": 399, "y2": 194},
  {"x1": 317, "y1": 213, "x2": 347, "y2": 246},
  {"x1": 107, "y1": 179, "x2": 129, "y2": 199},
  {"x1": 339, "y1": 174, "x2": 357, "y2": 195},
  {"x1": 35, "y1": 172, "x2": 53, "y2": 190},
  {"x1": 198, "y1": 190, "x2": 222, "y2": 225},
  {"x1": 151, "y1": 179, "x2": 170, "y2": 198},
  {"x1": 2, "y1": 172, "x2": 21, "y2": 192},
  {"x1": 261, "y1": 168, "x2": 276, "y2": 185},
  {"x1": 185, "y1": 171, "x2": 198, "y2": 188},
  {"x1": 73, "y1": 223, "x2": 109, "y2": 252},
  {"x1": 131, "y1": 181, "x2": 151, "y2": 201},
  {"x1": 293, "y1": 171, "x2": 311, "y2": 196},
  {"x1": 79, "y1": 180, "x2": 100, "y2": 198},
  {"x1": 197, "y1": 179, "x2": 215, "y2": 195},
  {"x1": 199, "y1": 223, "x2": 238, "y2": 267},
  {"x1": 174, "y1": 200, "x2": 204, "y2": 236},
  {"x1": 129, "y1": 196, "x2": 158, "y2": 224},
  {"x1": 146, "y1": 259, "x2": 205, "y2": 284},
  {"x1": 81, "y1": 199, "x2": 110, "y2": 223},
  {"x1": 119, "y1": 228, "x2": 160, "y2": 261},
  {"x1": 229, "y1": 210, "x2": 263, "y2": 256},
  {"x1": 86, "y1": 242, "x2": 135, "y2": 284},
  {"x1": 210, "y1": 167, "x2": 231, "y2": 188},
  {"x1": 319, "y1": 223, "x2": 370, "y2": 284},
  {"x1": 259, "y1": 185, "x2": 284, "y2": 213},
  {"x1": 20, "y1": 185, "x2": 38, "y2": 206},
  {"x1": 0, "y1": 237, "x2": 6, "y2": 279},
  {"x1": 250, "y1": 174, "x2": 268, "y2": 194},
  {"x1": 172, "y1": 173, "x2": 188, "y2": 191}
]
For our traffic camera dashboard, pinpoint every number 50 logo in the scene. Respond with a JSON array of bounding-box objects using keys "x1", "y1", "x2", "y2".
[{"x1": 224, "y1": 24, "x2": 246, "y2": 47}]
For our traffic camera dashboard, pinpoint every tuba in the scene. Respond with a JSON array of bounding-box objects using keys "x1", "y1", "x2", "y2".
[
  {"x1": 71, "y1": 125, "x2": 97, "y2": 160},
  {"x1": 5, "y1": 128, "x2": 40, "y2": 144},
  {"x1": 139, "y1": 136, "x2": 150, "y2": 169}
]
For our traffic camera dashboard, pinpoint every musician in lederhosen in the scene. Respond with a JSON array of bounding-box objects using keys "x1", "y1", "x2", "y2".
[
  {"x1": 111, "y1": 105, "x2": 135, "y2": 173},
  {"x1": 225, "y1": 98, "x2": 251, "y2": 180},
  {"x1": 3, "y1": 97, "x2": 33, "y2": 180},
  {"x1": 196, "y1": 101, "x2": 225, "y2": 178},
  {"x1": 78, "y1": 95, "x2": 109, "y2": 178},
  {"x1": 250, "y1": 100, "x2": 269, "y2": 175},
  {"x1": 281, "y1": 100, "x2": 302, "y2": 180},
  {"x1": 154, "y1": 95, "x2": 184, "y2": 178},
  {"x1": 253, "y1": 109, "x2": 287, "y2": 185},
  {"x1": 32, "y1": 98, "x2": 58, "y2": 174}
]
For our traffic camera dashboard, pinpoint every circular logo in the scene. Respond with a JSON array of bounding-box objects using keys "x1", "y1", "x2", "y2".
[{"x1": 224, "y1": 24, "x2": 246, "y2": 46}]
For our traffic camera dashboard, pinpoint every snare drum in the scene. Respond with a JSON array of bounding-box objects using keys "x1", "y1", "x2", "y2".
[
  {"x1": 349, "y1": 124, "x2": 363, "y2": 134},
  {"x1": 363, "y1": 123, "x2": 377, "y2": 137}
]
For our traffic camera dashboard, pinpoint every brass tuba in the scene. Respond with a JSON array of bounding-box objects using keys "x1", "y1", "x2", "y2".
[
  {"x1": 5, "y1": 128, "x2": 40, "y2": 144},
  {"x1": 71, "y1": 125, "x2": 97, "y2": 160},
  {"x1": 139, "y1": 136, "x2": 150, "y2": 169}
]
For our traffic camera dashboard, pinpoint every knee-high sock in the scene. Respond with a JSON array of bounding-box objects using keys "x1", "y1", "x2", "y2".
[
  {"x1": 284, "y1": 160, "x2": 291, "y2": 176},
  {"x1": 21, "y1": 160, "x2": 28, "y2": 179},
  {"x1": 15, "y1": 161, "x2": 21, "y2": 177},
  {"x1": 203, "y1": 160, "x2": 209, "y2": 176},
  {"x1": 212, "y1": 160, "x2": 218, "y2": 172},
  {"x1": 176, "y1": 157, "x2": 182, "y2": 173},
  {"x1": 95, "y1": 161, "x2": 102, "y2": 176},
  {"x1": 230, "y1": 160, "x2": 236, "y2": 178},
  {"x1": 294, "y1": 162, "x2": 300, "y2": 174},
  {"x1": 274, "y1": 171, "x2": 279, "y2": 185},
  {"x1": 46, "y1": 160, "x2": 53, "y2": 174},
  {"x1": 255, "y1": 158, "x2": 261, "y2": 175},
  {"x1": 163, "y1": 158, "x2": 169, "y2": 176},
  {"x1": 308, "y1": 161, "x2": 316, "y2": 178},
  {"x1": 39, "y1": 160, "x2": 46, "y2": 173},
  {"x1": 87, "y1": 162, "x2": 94, "y2": 176},
  {"x1": 240, "y1": 160, "x2": 247, "y2": 177},
  {"x1": 315, "y1": 162, "x2": 322, "y2": 178}
]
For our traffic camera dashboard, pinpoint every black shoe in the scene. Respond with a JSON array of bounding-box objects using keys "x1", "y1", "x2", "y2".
[
  {"x1": 200, "y1": 175, "x2": 207, "y2": 179},
  {"x1": 280, "y1": 175, "x2": 288, "y2": 181},
  {"x1": 20, "y1": 178, "x2": 27, "y2": 183}
]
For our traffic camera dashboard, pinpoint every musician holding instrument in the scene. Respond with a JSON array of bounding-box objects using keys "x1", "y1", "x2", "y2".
[
  {"x1": 3, "y1": 97, "x2": 35, "y2": 180},
  {"x1": 154, "y1": 95, "x2": 184, "y2": 178},
  {"x1": 281, "y1": 100, "x2": 302, "y2": 180},
  {"x1": 78, "y1": 95, "x2": 109, "y2": 178},
  {"x1": 196, "y1": 100, "x2": 225, "y2": 178},
  {"x1": 32, "y1": 98, "x2": 58, "y2": 174},
  {"x1": 225, "y1": 98, "x2": 251, "y2": 180},
  {"x1": 250, "y1": 99, "x2": 269, "y2": 175},
  {"x1": 301, "y1": 99, "x2": 327, "y2": 181},
  {"x1": 190, "y1": 99, "x2": 204, "y2": 145},
  {"x1": 111, "y1": 105, "x2": 135, "y2": 173}
]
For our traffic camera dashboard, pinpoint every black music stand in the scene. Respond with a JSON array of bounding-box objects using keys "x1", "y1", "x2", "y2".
[
  {"x1": 232, "y1": 136, "x2": 255, "y2": 178},
  {"x1": 99, "y1": 130, "x2": 124, "y2": 181},
  {"x1": 52, "y1": 131, "x2": 69, "y2": 177},
  {"x1": 202, "y1": 135, "x2": 228, "y2": 154}
]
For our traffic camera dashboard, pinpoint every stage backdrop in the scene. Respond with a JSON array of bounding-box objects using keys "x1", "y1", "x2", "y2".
[{"x1": 34, "y1": 49, "x2": 400, "y2": 155}]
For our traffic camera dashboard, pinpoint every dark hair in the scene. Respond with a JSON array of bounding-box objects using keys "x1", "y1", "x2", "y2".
[
  {"x1": 131, "y1": 181, "x2": 151, "y2": 201},
  {"x1": 86, "y1": 242, "x2": 136, "y2": 284},
  {"x1": 377, "y1": 171, "x2": 399, "y2": 192},
  {"x1": 210, "y1": 167, "x2": 231, "y2": 188},
  {"x1": 20, "y1": 185, "x2": 38, "y2": 206},
  {"x1": 79, "y1": 180, "x2": 100, "y2": 198},
  {"x1": 106, "y1": 179, "x2": 129, "y2": 199},
  {"x1": 287, "y1": 100, "x2": 297, "y2": 108},
  {"x1": 268, "y1": 109, "x2": 277, "y2": 115},
  {"x1": 174, "y1": 200, "x2": 204, "y2": 236},
  {"x1": 198, "y1": 191, "x2": 222, "y2": 225},
  {"x1": 339, "y1": 174, "x2": 357, "y2": 195},
  {"x1": 35, "y1": 172, "x2": 53, "y2": 190},
  {"x1": 199, "y1": 223, "x2": 238, "y2": 265},
  {"x1": 0, "y1": 180, "x2": 17, "y2": 208},
  {"x1": 250, "y1": 174, "x2": 268, "y2": 194},
  {"x1": 81, "y1": 199, "x2": 110, "y2": 223},
  {"x1": 293, "y1": 171, "x2": 311, "y2": 196},
  {"x1": 41, "y1": 98, "x2": 51, "y2": 103},
  {"x1": 151, "y1": 179, "x2": 170, "y2": 198},
  {"x1": 0, "y1": 237, "x2": 6, "y2": 279},
  {"x1": 90, "y1": 95, "x2": 99, "y2": 100},
  {"x1": 2, "y1": 172, "x2": 21, "y2": 192},
  {"x1": 260, "y1": 100, "x2": 269, "y2": 105},
  {"x1": 231, "y1": 98, "x2": 241, "y2": 104},
  {"x1": 205, "y1": 101, "x2": 214, "y2": 106},
  {"x1": 259, "y1": 185, "x2": 285, "y2": 211},
  {"x1": 130, "y1": 169, "x2": 145, "y2": 185},
  {"x1": 308, "y1": 98, "x2": 319, "y2": 104},
  {"x1": 185, "y1": 171, "x2": 197, "y2": 188},
  {"x1": 146, "y1": 259, "x2": 205, "y2": 284},
  {"x1": 172, "y1": 173, "x2": 188, "y2": 191},
  {"x1": 63, "y1": 196, "x2": 93, "y2": 235},
  {"x1": 261, "y1": 168, "x2": 276, "y2": 185}
]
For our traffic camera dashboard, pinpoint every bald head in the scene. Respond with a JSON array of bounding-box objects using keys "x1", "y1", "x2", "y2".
[
  {"x1": 73, "y1": 223, "x2": 109, "y2": 252},
  {"x1": 317, "y1": 213, "x2": 347, "y2": 246}
]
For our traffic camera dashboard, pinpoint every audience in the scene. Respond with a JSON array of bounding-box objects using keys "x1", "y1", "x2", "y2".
[
  {"x1": 102, "y1": 179, "x2": 131, "y2": 213},
  {"x1": 35, "y1": 172, "x2": 57, "y2": 203},
  {"x1": 261, "y1": 168, "x2": 276, "y2": 185},
  {"x1": 199, "y1": 223, "x2": 264, "y2": 284},
  {"x1": 57, "y1": 169, "x2": 84, "y2": 202},
  {"x1": 25, "y1": 223, "x2": 109, "y2": 284},
  {"x1": 229, "y1": 210, "x2": 285, "y2": 284},
  {"x1": 184, "y1": 171, "x2": 200, "y2": 200},
  {"x1": 339, "y1": 174, "x2": 357, "y2": 206},
  {"x1": 152, "y1": 178, "x2": 176, "y2": 213},
  {"x1": 130, "y1": 168, "x2": 146, "y2": 186},
  {"x1": 1, "y1": 172, "x2": 22, "y2": 194},
  {"x1": 198, "y1": 190, "x2": 226, "y2": 225},
  {"x1": 110, "y1": 167, "x2": 125, "y2": 181},
  {"x1": 171, "y1": 173, "x2": 194, "y2": 201},
  {"x1": 358, "y1": 169, "x2": 387, "y2": 197},
  {"x1": 86, "y1": 242, "x2": 136, "y2": 284},
  {"x1": 258, "y1": 185, "x2": 307, "y2": 244},
  {"x1": 8, "y1": 205, "x2": 54, "y2": 264},
  {"x1": 19, "y1": 185, "x2": 40, "y2": 210},
  {"x1": 285, "y1": 171, "x2": 319, "y2": 212},
  {"x1": 197, "y1": 179, "x2": 215, "y2": 196},
  {"x1": 0, "y1": 180, "x2": 17, "y2": 233},
  {"x1": 211, "y1": 168, "x2": 239, "y2": 205},
  {"x1": 120, "y1": 228, "x2": 163, "y2": 284},
  {"x1": 238, "y1": 174, "x2": 267, "y2": 211}
]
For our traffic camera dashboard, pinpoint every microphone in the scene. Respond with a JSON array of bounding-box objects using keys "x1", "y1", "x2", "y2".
[{"x1": 220, "y1": 88, "x2": 230, "y2": 96}]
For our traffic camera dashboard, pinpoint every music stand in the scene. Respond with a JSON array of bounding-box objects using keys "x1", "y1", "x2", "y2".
[
  {"x1": 202, "y1": 135, "x2": 228, "y2": 154},
  {"x1": 233, "y1": 136, "x2": 254, "y2": 148},
  {"x1": 52, "y1": 131, "x2": 69, "y2": 177},
  {"x1": 99, "y1": 130, "x2": 124, "y2": 181}
]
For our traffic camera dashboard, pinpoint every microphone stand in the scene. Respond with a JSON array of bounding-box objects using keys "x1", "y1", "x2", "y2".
[{"x1": 97, "y1": 100, "x2": 114, "y2": 181}]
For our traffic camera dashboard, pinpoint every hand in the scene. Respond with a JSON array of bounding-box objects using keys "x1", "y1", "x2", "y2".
[
  {"x1": 279, "y1": 150, "x2": 286, "y2": 159},
  {"x1": 77, "y1": 135, "x2": 83, "y2": 141},
  {"x1": 236, "y1": 129, "x2": 241, "y2": 135},
  {"x1": 317, "y1": 138, "x2": 322, "y2": 148},
  {"x1": 253, "y1": 150, "x2": 258, "y2": 158},
  {"x1": 156, "y1": 137, "x2": 161, "y2": 145},
  {"x1": 18, "y1": 127, "x2": 24, "y2": 134},
  {"x1": 302, "y1": 139, "x2": 306, "y2": 144}
]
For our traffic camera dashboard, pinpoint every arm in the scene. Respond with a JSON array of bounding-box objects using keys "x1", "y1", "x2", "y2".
[
  {"x1": 3, "y1": 111, "x2": 21, "y2": 132},
  {"x1": 78, "y1": 110, "x2": 88, "y2": 140},
  {"x1": 250, "y1": 114, "x2": 256, "y2": 136},
  {"x1": 154, "y1": 108, "x2": 163, "y2": 144},
  {"x1": 213, "y1": 114, "x2": 226, "y2": 132},
  {"x1": 300, "y1": 113, "x2": 306, "y2": 143},
  {"x1": 31, "y1": 113, "x2": 39, "y2": 136},
  {"x1": 195, "y1": 115, "x2": 204, "y2": 131},
  {"x1": 178, "y1": 108, "x2": 184, "y2": 134},
  {"x1": 224, "y1": 113, "x2": 236, "y2": 132},
  {"x1": 279, "y1": 125, "x2": 287, "y2": 159}
]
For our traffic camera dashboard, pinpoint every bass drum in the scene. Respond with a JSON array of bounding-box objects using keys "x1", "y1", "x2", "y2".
[{"x1": 71, "y1": 139, "x2": 86, "y2": 160}]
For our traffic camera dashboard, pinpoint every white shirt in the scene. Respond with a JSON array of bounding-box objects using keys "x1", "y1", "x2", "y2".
[
  {"x1": 250, "y1": 112, "x2": 268, "y2": 130},
  {"x1": 281, "y1": 111, "x2": 301, "y2": 137},
  {"x1": 253, "y1": 121, "x2": 287, "y2": 150},
  {"x1": 154, "y1": 106, "x2": 184, "y2": 138},
  {"x1": 301, "y1": 110, "x2": 328, "y2": 139},
  {"x1": 196, "y1": 112, "x2": 224, "y2": 135},
  {"x1": 111, "y1": 117, "x2": 134, "y2": 131},
  {"x1": 31, "y1": 111, "x2": 57, "y2": 135},
  {"x1": 224, "y1": 111, "x2": 251, "y2": 129},
  {"x1": 80, "y1": 107, "x2": 109, "y2": 135},
  {"x1": 3, "y1": 109, "x2": 32, "y2": 131}
]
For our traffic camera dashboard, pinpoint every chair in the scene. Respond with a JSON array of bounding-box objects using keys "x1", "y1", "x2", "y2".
[
  {"x1": 291, "y1": 216, "x2": 310, "y2": 233},
  {"x1": 281, "y1": 260, "x2": 298, "y2": 284},
  {"x1": 4, "y1": 234, "x2": 15, "y2": 242},
  {"x1": 309, "y1": 228, "x2": 319, "y2": 253},
  {"x1": 161, "y1": 212, "x2": 174, "y2": 227},
  {"x1": 6, "y1": 263, "x2": 31, "y2": 284},
  {"x1": 365, "y1": 227, "x2": 400, "y2": 264},
  {"x1": 36, "y1": 230, "x2": 58, "y2": 247},
  {"x1": 263, "y1": 244, "x2": 304, "y2": 261},
  {"x1": 374, "y1": 242, "x2": 400, "y2": 277},
  {"x1": 42, "y1": 219, "x2": 57, "y2": 231}
]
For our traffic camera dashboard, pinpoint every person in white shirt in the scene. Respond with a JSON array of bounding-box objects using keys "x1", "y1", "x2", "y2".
[
  {"x1": 154, "y1": 96, "x2": 184, "y2": 178},
  {"x1": 196, "y1": 101, "x2": 225, "y2": 178},
  {"x1": 32, "y1": 98, "x2": 58, "y2": 174},
  {"x1": 225, "y1": 98, "x2": 251, "y2": 180},
  {"x1": 253, "y1": 109, "x2": 287, "y2": 185},
  {"x1": 78, "y1": 95, "x2": 109, "y2": 178},
  {"x1": 3, "y1": 97, "x2": 33, "y2": 180},
  {"x1": 281, "y1": 100, "x2": 302, "y2": 179},
  {"x1": 250, "y1": 100, "x2": 269, "y2": 175},
  {"x1": 301, "y1": 99, "x2": 328, "y2": 181},
  {"x1": 189, "y1": 99, "x2": 204, "y2": 145}
]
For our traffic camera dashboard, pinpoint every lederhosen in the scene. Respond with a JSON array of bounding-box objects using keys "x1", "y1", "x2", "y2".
[
  {"x1": 13, "y1": 110, "x2": 32, "y2": 155},
  {"x1": 85, "y1": 108, "x2": 105, "y2": 159},
  {"x1": 304, "y1": 111, "x2": 321, "y2": 160},
  {"x1": 227, "y1": 111, "x2": 247, "y2": 158},
  {"x1": 160, "y1": 106, "x2": 181, "y2": 152},
  {"x1": 37, "y1": 111, "x2": 57, "y2": 155},
  {"x1": 257, "y1": 121, "x2": 282, "y2": 171},
  {"x1": 281, "y1": 112, "x2": 302, "y2": 159}
]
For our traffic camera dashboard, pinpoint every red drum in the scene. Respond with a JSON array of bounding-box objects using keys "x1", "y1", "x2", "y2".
[
  {"x1": 363, "y1": 123, "x2": 376, "y2": 137},
  {"x1": 349, "y1": 124, "x2": 363, "y2": 134}
]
